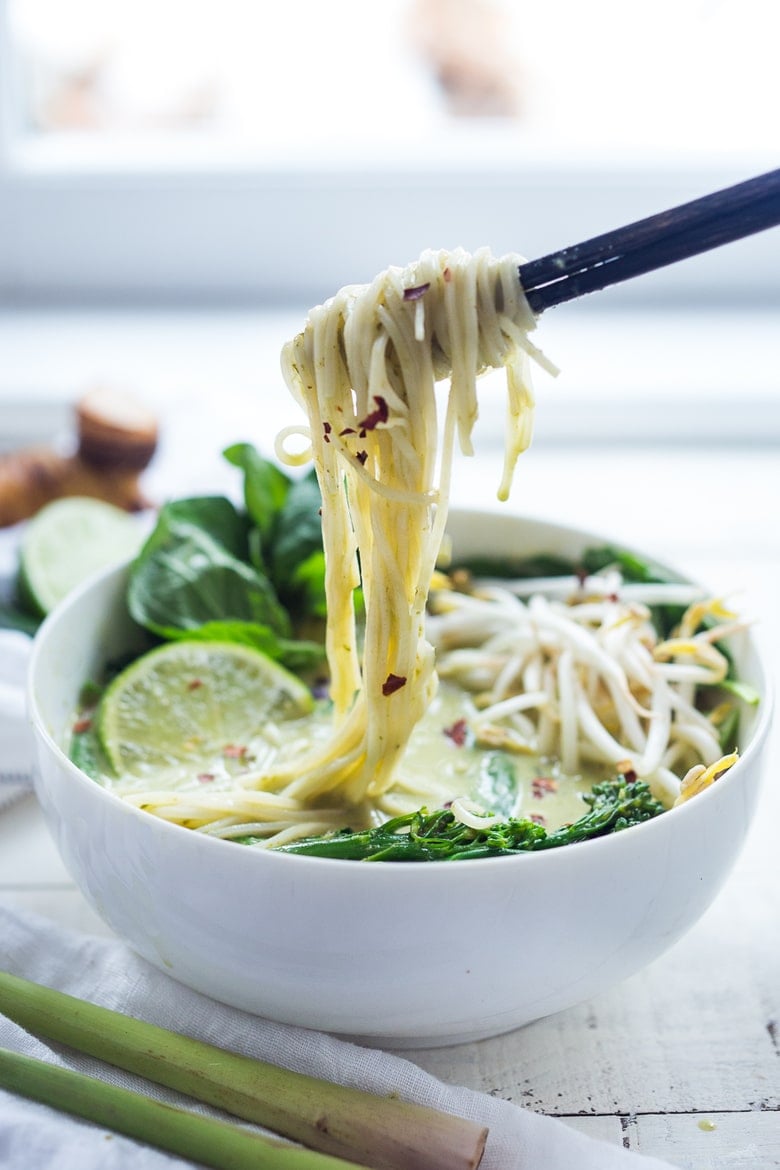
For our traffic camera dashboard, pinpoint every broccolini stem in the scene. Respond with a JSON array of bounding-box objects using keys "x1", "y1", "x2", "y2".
[{"x1": 280, "y1": 777, "x2": 665, "y2": 861}]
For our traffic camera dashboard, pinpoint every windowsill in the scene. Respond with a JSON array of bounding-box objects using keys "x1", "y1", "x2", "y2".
[
  {"x1": 0, "y1": 300, "x2": 776, "y2": 450},
  {"x1": 8, "y1": 131, "x2": 778, "y2": 178}
]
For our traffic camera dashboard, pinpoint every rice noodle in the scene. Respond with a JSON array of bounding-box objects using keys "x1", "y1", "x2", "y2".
[{"x1": 262, "y1": 247, "x2": 545, "y2": 805}]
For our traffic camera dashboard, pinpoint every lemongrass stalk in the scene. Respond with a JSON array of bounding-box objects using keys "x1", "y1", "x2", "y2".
[
  {"x1": 0, "y1": 971, "x2": 487, "y2": 1170},
  {"x1": 0, "y1": 1046, "x2": 354, "y2": 1170}
]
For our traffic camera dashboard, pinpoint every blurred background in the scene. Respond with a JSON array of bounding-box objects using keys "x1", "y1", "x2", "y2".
[
  {"x1": 2, "y1": 0, "x2": 779, "y2": 300},
  {"x1": 0, "y1": 0, "x2": 778, "y2": 527}
]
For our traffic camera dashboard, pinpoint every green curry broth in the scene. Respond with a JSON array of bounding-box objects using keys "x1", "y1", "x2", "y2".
[{"x1": 68, "y1": 679, "x2": 604, "y2": 834}]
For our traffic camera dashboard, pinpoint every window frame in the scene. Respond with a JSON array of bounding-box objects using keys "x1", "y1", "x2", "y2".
[{"x1": 0, "y1": 0, "x2": 778, "y2": 306}]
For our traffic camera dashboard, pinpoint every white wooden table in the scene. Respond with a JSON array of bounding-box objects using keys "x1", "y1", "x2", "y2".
[{"x1": 0, "y1": 308, "x2": 778, "y2": 1167}]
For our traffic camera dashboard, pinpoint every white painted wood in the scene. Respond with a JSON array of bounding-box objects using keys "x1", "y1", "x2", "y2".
[
  {"x1": 1, "y1": 886, "x2": 113, "y2": 937},
  {"x1": 631, "y1": 1113, "x2": 780, "y2": 1169},
  {"x1": 0, "y1": 794, "x2": 72, "y2": 885}
]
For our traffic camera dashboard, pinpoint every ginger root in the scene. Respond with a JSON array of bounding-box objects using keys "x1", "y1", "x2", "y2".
[{"x1": 0, "y1": 387, "x2": 158, "y2": 528}]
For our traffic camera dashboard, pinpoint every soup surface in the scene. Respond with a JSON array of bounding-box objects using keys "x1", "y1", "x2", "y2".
[{"x1": 75, "y1": 678, "x2": 603, "y2": 835}]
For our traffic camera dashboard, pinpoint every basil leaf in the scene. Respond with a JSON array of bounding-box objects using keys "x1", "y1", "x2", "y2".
[
  {"x1": 128, "y1": 498, "x2": 290, "y2": 638},
  {"x1": 223, "y1": 443, "x2": 290, "y2": 548},
  {"x1": 286, "y1": 550, "x2": 327, "y2": 619},
  {"x1": 155, "y1": 496, "x2": 250, "y2": 559},
  {"x1": 270, "y1": 470, "x2": 323, "y2": 584},
  {"x1": 171, "y1": 620, "x2": 325, "y2": 672}
]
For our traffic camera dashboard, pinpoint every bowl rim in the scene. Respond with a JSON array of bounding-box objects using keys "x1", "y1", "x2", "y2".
[{"x1": 27, "y1": 507, "x2": 775, "y2": 875}]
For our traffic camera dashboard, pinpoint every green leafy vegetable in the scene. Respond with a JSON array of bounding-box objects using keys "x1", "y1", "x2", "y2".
[
  {"x1": 128, "y1": 496, "x2": 291, "y2": 640},
  {"x1": 718, "y1": 677, "x2": 761, "y2": 705},
  {"x1": 268, "y1": 471, "x2": 326, "y2": 618},
  {"x1": 224, "y1": 441, "x2": 291, "y2": 546},
  {"x1": 0, "y1": 598, "x2": 40, "y2": 636},
  {"x1": 473, "y1": 752, "x2": 518, "y2": 820},
  {"x1": 124, "y1": 450, "x2": 328, "y2": 671},
  {"x1": 717, "y1": 705, "x2": 740, "y2": 753},
  {"x1": 268, "y1": 471, "x2": 322, "y2": 582},
  {"x1": 174, "y1": 620, "x2": 325, "y2": 672},
  {"x1": 456, "y1": 552, "x2": 576, "y2": 579},
  {"x1": 224, "y1": 444, "x2": 325, "y2": 618},
  {"x1": 454, "y1": 543, "x2": 690, "y2": 637},
  {"x1": 278, "y1": 776, "x2": 665, "y2": 861},
  {"x1": 579, "y1": 544, "x2": 676, "y2": 585},
  {"x1": 69, "y1": 721, "x2": 106, "y2": 780}
]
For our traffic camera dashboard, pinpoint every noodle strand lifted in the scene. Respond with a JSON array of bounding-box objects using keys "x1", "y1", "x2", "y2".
[{"x1": 270, "y1": 247, "x2": 544, "y2": 804}]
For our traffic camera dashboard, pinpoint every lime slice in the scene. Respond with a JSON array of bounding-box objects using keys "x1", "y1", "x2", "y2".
[
  {"x1": 97, "y1": 640, "x2": 313, "y2": 781},
  {"x1": 19, "y1": 497, "x2": 143, "y2": 616}
]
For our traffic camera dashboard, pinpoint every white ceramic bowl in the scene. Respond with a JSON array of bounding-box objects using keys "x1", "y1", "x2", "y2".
[{"x1": 28, "y1": 511, "x2": 772, "y2": 1047}]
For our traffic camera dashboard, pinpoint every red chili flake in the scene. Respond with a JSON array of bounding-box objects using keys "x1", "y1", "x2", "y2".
[
  {"x1": 339, "y1": 426, "x2": 355, "y2": 436},
  {"x1": 606, "y1": 592, "x2": 620, "y2": 603},
  {"x1": 381, "y1": 673, "x2": 407, "y2": 696},
  {"x1": 223, "y1": 744, "x2": 248, "y2": 759},
  {"x1": 197, "y1": 773, "x2": 216, "y2": 784},
  {"x1": 72, "y1": 717, "x2": 92, "y2": 734},
  {"x1": 532, "y1": 776, "x2": 558, "y2": 799},
  {"x1": 403, "y1": 282, "x2": 431, "y2": 302},
  {"x1": 357, "y1": 395, "x2": 389, "y2": 435},
  {"x1": 323, "y1": 420, "x2": 332, "y2": 443},
  {"x1": 529, "y1": 812, "x2": 547, "y2": 826},
  {"x1": 356, "y1": 450, "x2": 368, "y2": 465},
  {"x1": 443, "y1": 718, "x2": 468, "y2": 747},
  {"x1": 187, "y1": 678, "x2": 204, "y2": 691},
  {"x1": 617, "y1": 762, "x2": 638, "y2": 783},
  {"x1": 442, "y1": 267, "x2": 452, "y2": 283}
]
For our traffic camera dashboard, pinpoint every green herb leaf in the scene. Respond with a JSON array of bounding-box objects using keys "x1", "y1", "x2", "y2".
[
  {"x1": 717, "y1": 705, "x2": 740, "y2": 752},
  {"x1": 456, "y1": 553, "x2": 576, "y2": 579},
  {"x1": 128, "y1": 497, "x2": 290, "y2": 639},
  {"x1": 718, "y1": 677, "x2": 761, "y2": 705},
  {"x1": 269, "y1": 470, "x2": 324, "y2": 607},
  {"x1": 223, "y1": 446, "x2": 326, "y2": 621},
  {"x1": 175, "y1": 620, "x2": 325, "y2": 672},
  {"x1": 223, "y1": 443, "x2": 291, "y2": 548},
  {"x1": 0, "y1": 599, "x2": 40, "y2": 636}
]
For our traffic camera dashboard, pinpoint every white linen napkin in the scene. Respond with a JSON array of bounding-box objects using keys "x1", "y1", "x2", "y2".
[
  {"x1": 0, "y1": 631, "x2": 33, "y2": 808},
  {"x1": 0, "y1": 526, "x2": 35, "y2": 802},
  {"x1": 0, "y1": 901, "x2": 675, "y2": 1170}
]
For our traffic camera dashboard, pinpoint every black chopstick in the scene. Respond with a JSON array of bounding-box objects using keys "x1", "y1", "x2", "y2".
[{"x1": 519, "y1": 168, "x2": 780, "y2": 313}]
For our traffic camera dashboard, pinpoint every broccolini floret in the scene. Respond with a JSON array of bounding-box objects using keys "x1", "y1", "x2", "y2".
[{"x1": 278, "y1": 775, "x2": 665, "y2": 861}]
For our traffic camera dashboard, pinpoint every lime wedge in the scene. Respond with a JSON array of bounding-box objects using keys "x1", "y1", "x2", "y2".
[
  {"x1": 97, "y1": 641, "x2": 313, "y2": 781},
  {"x1": 19, "y1": 497, "x2": 143, "y2": 616}
]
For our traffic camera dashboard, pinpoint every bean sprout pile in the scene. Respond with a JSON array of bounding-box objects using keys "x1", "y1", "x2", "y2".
[{"x1": 429, "y1": 568, "x2": 744, "y2": 810}]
